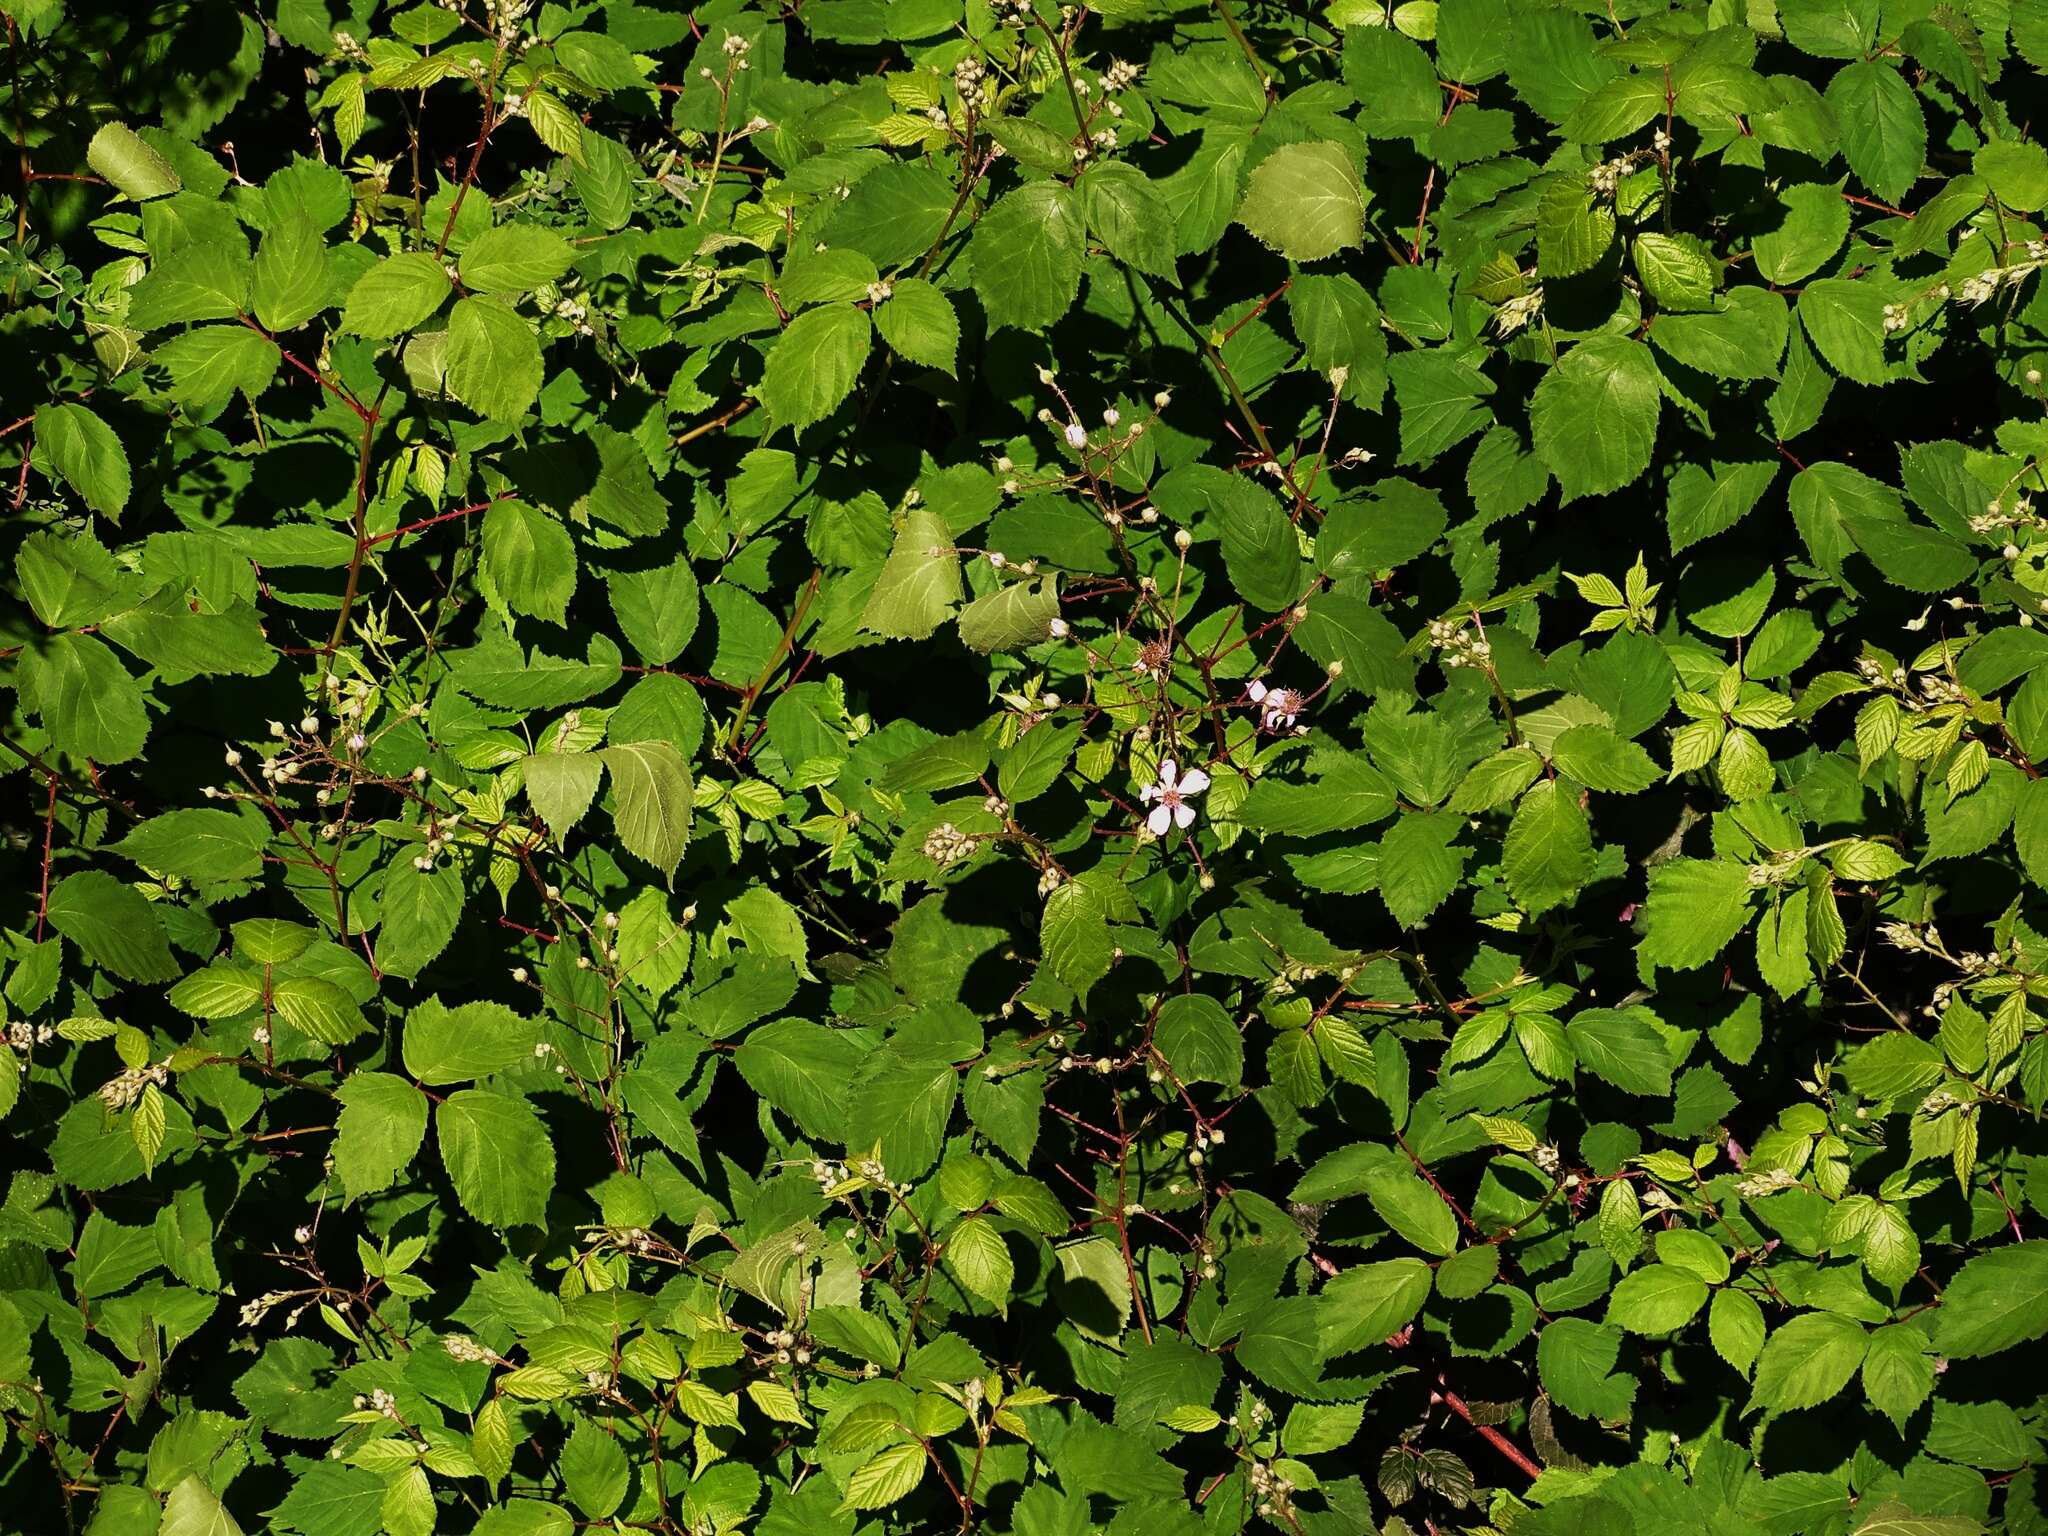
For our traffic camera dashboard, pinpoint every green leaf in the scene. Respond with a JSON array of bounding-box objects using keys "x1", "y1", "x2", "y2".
[
  {"x1": 111, "y1": 809, "x2": 266, "y2": 883},
  {"x1": 1318, "y1": 1259, "x2": 1433, "y2": 1356},
  {"x1": 1080, "y1": 161, "x2": 1178, "y2": 279},
  {"x1": 1633, "y1": 231, "x2": 1718, "y2": 311},
  {"x1": 1042, "y1": 881, "x2": 1111, "y2": 998},
  {"x1": 843, "y1": 1442, "x2": 927, "y2": 1510},
  {"x1": 272, "y1": 976, "x2": 371, "y2": 1045},
  {"x1": 862, "y1": 508, "x2": 962, "y2": 640},
  {"x1": 1932, "y1": 1242, "x2": 2048, "y2": 1357},
  {"x1": 35, "y1": 404, "x2": 131, "y2": 519},
  {"x1": 1640, "y1": 858, "x2": 1754, "y2": 971},
  {"x1": 1155, "y1": 994, "x2": 1244, "y2": 1089},
  {"x1": 1377, "y1": 813, "x2": 1466, "y2": 927},
  {"x1": 87, "y1": 123, "x2": 181, "y2": 200},
  {"x1": 436, "y1": 1089, "x2": 555, "y2": 1229},
  {"x1": 161, "y1": 1475, "x2": 245, "y2": 1536},
  {"x1": 1566, "y1": 1006, "x2": 1673, "y2": 1096},
  {"x1": 334, "y1": 1072, "x2": 430, "y2": 1199},
  {"x1": 1825, "y1": 61, "x2": 1925, "y2": 205},
  {"x1": 873, "y1": 278, "x2": 958, "y2": 374},
  {"x1": 1861, "y1": 1323, "x2": 1936, "y2": 1430},
  {"x1": 562, "y1": 1419, "x2": 629, "y2": 1518},
  {"x1": 524, "y1": 751, "x2": 605, "y2": 847},
  {"x1": 945, "y1": 1215, "x2": 1015, "y2": 1306},
  {"x1": 402, "y1": 997, "x2": 537, "y2": 1085},
  {"x1": 253, "y1": 211, "x2": 333, "y2": 331},
  {"x1": 459, "y1": 222, "x2": 578, "y2": 292},
  {"x1": 602, "y1": 740, "x2": 695, "y2": 883},
  {"x1": 971, "y1": 183, "x2": 1084, "y2": 333},
  {"x1": 761, "y1": 304, "x2": 872, "y2": 434},
  {"x1": 735, "y1": 1019, "x2": 864, "y2": 1141},
  {"x1": 155, "y1": 325, "x2": 281, "y2": 410},
  {"x1": 1753, "y1": 181, "x2": 1851, "y2": 285},
  {"x1": 342, "y1": 251, "x2": 451, "y2": 337},
  {"x1": 1710, "y1": 1287, "x2": 1766, "y2": 1376},
  {"x1": 45, "y1": 871, "x2": 177, "y2": 982},
  {"x1": 446, "y1": 296, "x2": 544, "y2": 422},
  {"x1": 1537, "y1": 1318, "x2": 1637, "y2": 1420},
  {"x1": 1750, "y1": 1311, "x2": 1867, "y2": 1414},
  {"x1": 1360, "y1": 1158, "x2": 1459, "y2": 1256},
  {"x1": 484, "y1": 500, "x2": 576, "y2": 623},
  {"x1": 958, "y1": 576, "x2": 1060, "y2": 653},
  {"x1": 1502, "y1": 780, "x2": 1594, "y2": 914},
  {"x1": 20, "y1": 633, "x2": 147, "y2": 763},
  {"x1": 1234, "y1": 141, "x2": 1366, "y2": 263},
  {"x1": 1531, "y1": 337, "x2": 1661, "y2": 502},
  {"x1": 1605, "y1": 1263, "x2": 1708, "y2": 1333}
]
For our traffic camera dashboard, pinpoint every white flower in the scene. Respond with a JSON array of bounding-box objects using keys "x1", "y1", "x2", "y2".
[
  {"x1": 1139, "y1": 758, "x2": 1210, "y2": 834},
  {"x1": 1247, "y1": 679, "x2": 1303, "y2": 732},
  {"x1": 1064, "y1": 421, "x2": 1088, "y2": 449}
]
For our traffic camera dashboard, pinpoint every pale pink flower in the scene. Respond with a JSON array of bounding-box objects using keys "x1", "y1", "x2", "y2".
[
  {"x1": 1139, "y1": 759, "x2": 1209, "y2": 834},
  {"x1": 1246, "y1": 679, "x2": 1303, "y2": 731}
]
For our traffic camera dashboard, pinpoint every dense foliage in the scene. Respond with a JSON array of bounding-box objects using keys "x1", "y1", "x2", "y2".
[{"x1": 5, "y1": 0, "x2": 2048, "y2": 1532}]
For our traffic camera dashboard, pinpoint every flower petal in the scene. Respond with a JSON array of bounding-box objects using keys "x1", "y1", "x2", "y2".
[
  {"x1": 1148, "y1": 804, "x2": 1171, "y2": 835},
  {"x1": 1139, "y1": 783, "x2": 1158, "y2": 802},
  {"x1": 1174, "y1": 802, "x2": 1196, "y2": 829},
  {"x1": 1248, "y1": 680, "x2": 1268, "y2": 702},
  {"x1": 1159, "y1": 758, "x2": 1179, "y2": 789},
  {"x1": 1177, "y1": 768, "x2": 1211, "y2": 796}
]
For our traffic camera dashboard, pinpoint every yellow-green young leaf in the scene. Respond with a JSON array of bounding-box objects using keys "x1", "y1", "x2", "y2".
[
  {"x1": 1473, "y1": 1114, "x2": 1538, "y2": 1152},
  {"x1": 88, "y1": 123, "x2": 181, "y2": 201},
  {"x1": 1235, "y1": 141, "x2": 1366, "y2": 263},
  {"x1": 1598, "y1": 1176, "x2": 1644, "y2": 1266},
  {"x1": 0, "y1": 1049, "x2": 17, "y2": 1122},
  {"x1": 1160, "y1": 1405, "x2": 1223, "y2": 1432},
  {"x1": 526, "y1": 89, "x2": 586, "y2": 162},
  {"x1": 600, "y1": 740, "x2": 695, "y2": 884},
  {"x1": 958, "y1": 575, "x2": 1059, "y2": 653},
  {"x1": 472, "y1": 1397, "x2": 513, "y2": 1486},
  {"x1": 945, "y1": 1215, "x2": 1015, "y2": 1305},
  {"x1": 271, "y1": 976, "x2": 370, "y2": 1044},
  {"x1": 342, "y1": 253, "x2": 451, "y2": 339},
  {"x1": 382, "y1": 1464, "x2": 435, "y2": 1536},
  {"x1": 160, "y1": 1475, "x2": 245, "y2": 1536},
  {"x1": 747, "y1": 1378, "x2": 809, "y2": 1425},
  {"x1": 131, "y1": 1082, "x2": 166, "y2": 1174},
  {"x1": 842, "y1": 1441, "x2": 928, "y2": 1510}
]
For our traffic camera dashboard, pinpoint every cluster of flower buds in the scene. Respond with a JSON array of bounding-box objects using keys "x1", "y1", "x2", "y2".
[
  {"x1": 1100, "y1": 58, "x2": 1141, "y2": 92},
  {"x1": 1587, "y1": 157, "x2": 1629, "y2": 195},
  {"x1": 1427, "y1": 617, "x2": 1492, "y2": 669},
  {"x1": 6, "y1": 1020, "x2": 54, "y2": 1054},
  {"x1": 238, "y1": 1289, "x2": 292, "y2": 1327},
  {"x1": 1248, "y1": 1459, "x2": 1297, "y2": 1522},
  {"x1": 990, "y1": 0, "x2": 1036, "y2": 25},
  {"x1": 1734, "y1": 1166, "x2": 1800, "y2": 1199},
  {"x1": 923, "y1": 821, "x2": 980, "y2": 867},
  {"x1": 443, "y1": 1334, "x2": 498, "y2": 1365},
  {"x1": 1492, "y1": 288, "x2": 1544, "y2": 337},
  {"x1": 97, "y1": 1060, "x2": 169, "y2": 1111}
]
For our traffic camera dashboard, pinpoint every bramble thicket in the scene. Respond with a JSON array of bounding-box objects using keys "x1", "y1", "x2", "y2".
[{"x1": 4, "y1": 0, "x2": 2048, "y2": 1532}]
